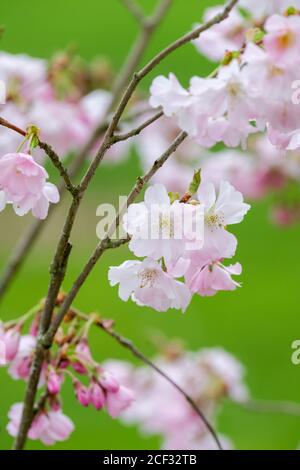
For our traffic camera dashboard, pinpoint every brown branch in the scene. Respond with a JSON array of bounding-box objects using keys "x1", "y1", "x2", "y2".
[
  {"x1": 75, "y1": 309, "x2": 223, "y2": 450},
  {"x1": 13, "y1": 0, "x2": 238, "y2": 449},
  {"x1": 0, "y1": 117, "x2": 76, "y2": 196},
  {"x1": 113, "y1": 109, "x2": 163, "y2": 142}
]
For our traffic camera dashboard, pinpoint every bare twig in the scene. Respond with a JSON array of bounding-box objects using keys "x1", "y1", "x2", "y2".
[
  {"x1": 120, "y1": 0, "x2": 146, "y2": 26},
  {"x1": 75, "y1": 309, "x2": 223, "y2": 450},
  {"x1": 114, "y1": 110, "x2": 163, "y2": 142},
  {"x1": 0, "y1": 117, "x2": 76, "y2": 196},
  {"x1": 235, "y1": 399, "x2": 300, "y2": 417},
  {"x1": 14, "y1": 0, "x2": 238, "y2": 449}
]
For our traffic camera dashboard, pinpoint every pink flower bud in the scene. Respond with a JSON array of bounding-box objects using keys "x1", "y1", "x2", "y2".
[
  {"x1": 3, "y1": 328, "x2": 21, "y2": 362},
  {"x1": 74, "y1": 381, "x2": 90, "y2": 407},
  {"x1": 90, "y1": 382, "x2": 106, "y2": 410},
  {"x1": 99, "y1": 371, "x2": 120, "y2": 393},
  {"x1": 47, "y1": 369, "x2": 63, "y2": 395},
  {"x1": 106, "y1": 385, "x2": 134, "y2": 418}
]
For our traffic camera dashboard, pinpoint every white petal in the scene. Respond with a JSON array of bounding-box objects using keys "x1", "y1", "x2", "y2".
[
  {"x1": 198, "y1": 182, "x2": 216, "y2": 211},
  {"x1": 144, "y1": 183, "x2": 170, "y2": 207},
  {"x1": 43, "y1": 182, "x2": 60, "y2": 203}
]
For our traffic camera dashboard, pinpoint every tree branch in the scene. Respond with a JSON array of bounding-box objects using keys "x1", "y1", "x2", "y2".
[
  {"x1": 75, "y1": 309, "x2": 223, "y2": 450},
  {"x1": 13, "y1": 0, "x2": 238, "y2": 449},
  {"x1": 0, "y1": 117, "x2": 76, "y2": 196},
  {"x1": 113, "y1": 109, "x2": 163, "y2": 142}
]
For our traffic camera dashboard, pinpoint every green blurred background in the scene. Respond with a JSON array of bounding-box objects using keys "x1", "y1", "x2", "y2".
[{"x1": 0, "y1": 0, "x2": 300, "y2": 450}]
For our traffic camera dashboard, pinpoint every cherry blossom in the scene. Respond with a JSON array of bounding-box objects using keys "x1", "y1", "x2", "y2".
[
  {"x1": 184, "y1": 249, "x2": 242, "y2": 297},
  {"x1": 198, "y1": 181, "x2": 250, "y2": 258},
  {"x1": 108, "y1": 347, "x2": 248, "y2": 450},
  {"x1": 0, "y1": 152, "x2": 59, "y2": 219},
  {"x1": 193, "y1": 6, "x2": 247, "y2": 62},
  {"x1": 123, "y1": 183, "x2": 204, "y2": 263},
  {"x1": 0, "y1": 324, "x2": 21, "y2": 363},
  {"x1": 7, "y1": 403, "x2": 74, "y2": 446},
  {"x1": 8, "y1": 335, "x2": 39, "y2": 382},
  {"x1": 108, "y1": 258, "x2": 192, "y2": 313}
]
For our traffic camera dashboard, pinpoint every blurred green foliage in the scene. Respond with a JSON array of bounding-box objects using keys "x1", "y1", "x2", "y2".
[{"x1": 0, "y1": 0, "x2": 300, "y2": 450}]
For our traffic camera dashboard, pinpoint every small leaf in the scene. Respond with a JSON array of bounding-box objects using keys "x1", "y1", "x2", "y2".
[
  {"x1": 188, "y1": 169, "x2": 201, "y2": 196},
  {"x1": 237, "y1": 6, "x2": 252, "y2": 21},
  {"x1": 168, "y1": 192, "x2": 180, "y2": 203}
]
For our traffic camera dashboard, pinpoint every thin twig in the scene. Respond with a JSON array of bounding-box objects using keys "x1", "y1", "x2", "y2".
[
  {"x1": 235, "y1": 399, "x2": 300, "y2": 417},
  {"x1": 114, "y1": 110, "x2": 163, "y2": 142},
  {"x1": 120, "y1": 0, "x2": 146, "y2": 26},
  {"x1": 0, "y1": 117, "x2": 76, "y2": 196},
  {"x1": 75, "y1": 309, "x2": 223, "y2": 450}
]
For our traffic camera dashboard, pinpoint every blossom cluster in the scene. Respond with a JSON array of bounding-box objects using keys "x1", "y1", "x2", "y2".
[
  {"x1": 0, "y1": 304, "x2": 134, "y2": 446},
  {"x1": 0, "y1": 51, "x2": 126, "y2": 159},
  {"x1": 105, "y1": 345, "x2": 249, "y2": 450},
  {"x1": 145, "y1": 2, "x2": 300, "y2": 225},
  {"x1": 109, "y1": 181, "x2": 250, "y2": 313}
]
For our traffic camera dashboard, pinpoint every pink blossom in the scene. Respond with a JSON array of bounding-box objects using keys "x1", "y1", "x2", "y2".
[
  {"x1": 7, "y1": 403, "x2": 74, "y2": 445},
  {"x1": 193, "y1": 6, "x2": 246, "y2": 62},
  {"x1": 185, "y1": 249, "x2": 242, "y2": 297},
  {"x1": 123, "y1": 184, "x2": 204, "y2": 263},
  {"x1": 0, "y1": 52, "x2": 47, "y2": 103},
  {"x1": 99, "y1": 370, "x2": 120, "y2": 393},
  {"x1": 108, "y1": 258, "x2": 192, "y2": 313},
  {"x1": 74, "y1": 381, "x2": 91, "y2": 407},
  {"x1": 198, "y1": 181, "x2": 250, "y2": 258},
  {"x1": 149, "y1": 73, "x2": 192, "y2": 116},
  {"x1": 116, "y1": 347, "x2": 248, "y2": 449},
  {"x1": 106, "y1": 385, "x2": 134, "y2": 418},
  {"x1": 90, "y1": 381, "x2": 106, "y2": 410},
  {"x1": 47, "y1": 368, "x2": 64, "y2": 395},
  {"x1": 150, "y1": 63, "x2": 261, "y2": 149},
  {"x1": 0, "y1": 153, "x2": 59, "y2": 219},
  {"x1": 0, "y1": 325, "x2": 20, "y2": 363},
  {"x1": 8, "y1": 335, "x2": 36, "y2": 381},
  {"x1": 72, "y1": 339, "x2": 93, "y2": 374},
  {"x1": 271, "y1": 205, "x2": 300, "y2": 226},
  {"x1": 264, "y1": 14, "x2": 300, "y2": 67}
]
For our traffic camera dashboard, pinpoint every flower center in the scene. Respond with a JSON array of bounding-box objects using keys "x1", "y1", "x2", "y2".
[
  {"x1": 205, "y1": 210, "x2": 225, "y2": 231},
  {"x1": 226, "y1": 81, "x2": 242, "y2": 98},
  {"x1": 138, "y1": 268, "x2": 159, "y2": 288},
  {"x1": 278, "y1": 30, "x2": 296, "y2": 50}
]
